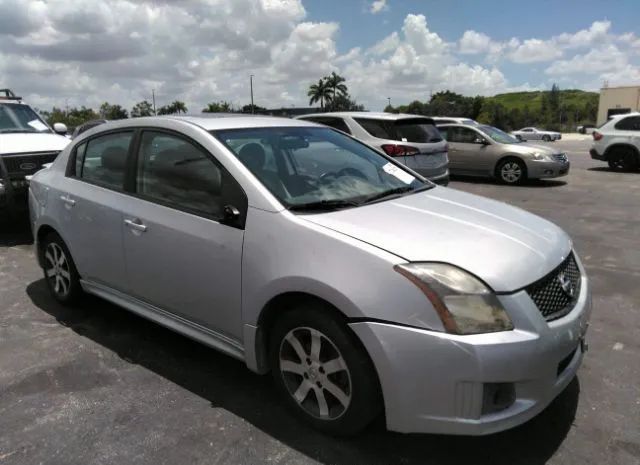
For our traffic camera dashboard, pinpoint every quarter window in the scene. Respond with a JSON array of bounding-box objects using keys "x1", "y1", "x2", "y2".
[
  {"x1": 615, "y1": 116, "x2": 640, "y2": 131},
  {"x1": 80, "y1": 131, "x2": 133, "y2": 190},
  {"x1": 135, "y1": 131, "x2": 244, "y2": 219}
]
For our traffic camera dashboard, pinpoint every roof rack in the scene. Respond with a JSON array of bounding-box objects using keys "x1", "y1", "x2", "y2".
[{"x1": 0, "y1": 89, "x2": 22, "y2": 101}]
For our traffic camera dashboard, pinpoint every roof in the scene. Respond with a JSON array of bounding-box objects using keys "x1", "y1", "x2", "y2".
[
  {"x1": 296, "y1": 111, "x2": 434, "y2": 121},
  {"x1": 106, "y1": 115, "x2": 319, "y2": 131}
]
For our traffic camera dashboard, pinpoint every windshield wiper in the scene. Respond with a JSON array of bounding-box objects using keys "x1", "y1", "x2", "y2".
[
  {"x1": 363, "y1": 184, "x2": 432, "y2": 204},
  {"x1": 0, "y1": 128, "x2": 38, "y2": 134},
  {"x1": 288, "y1": 199, "x2": 360, "y2": 212}
]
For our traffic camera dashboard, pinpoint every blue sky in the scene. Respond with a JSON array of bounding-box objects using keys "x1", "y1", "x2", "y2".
[{"x1": 1, "y1": 0, "x2": 639, "y2": 111}]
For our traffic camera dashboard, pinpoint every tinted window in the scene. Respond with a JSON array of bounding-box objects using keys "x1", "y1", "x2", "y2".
[
  {"x1": 314, "y1": 117, "x2": 351, "y2": 134},
  {"x1": 438, "y1": 126, "x2": 450, "y2": 140},
  {"x1": 354, "y1": 118, "x2": 442, "y2": 143},
  {"x1": 80, "y1": 131, "x2": 133, "y2": 190},
  {"x1": 136, "y1": 131, "x2": 245, "y2": 219},
  {"x1": 615, "y1": 116, "x2": 640, "y2": 131}
]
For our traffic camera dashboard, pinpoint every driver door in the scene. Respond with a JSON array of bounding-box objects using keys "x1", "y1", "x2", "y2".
[{"x1": 447, "y1": 127, "x2": 490, "y2": 175}]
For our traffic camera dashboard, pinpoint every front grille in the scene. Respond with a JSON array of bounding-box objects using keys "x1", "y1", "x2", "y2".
[
  {"x1": 526, "y1": 253, "x2": 581, "y2": 321},
  {"x1": 552, "y1": 153, "x2": 568, "y2": 162},
  {"x1": 1, "y1": 152, "x2": 59, "y2": 179}
]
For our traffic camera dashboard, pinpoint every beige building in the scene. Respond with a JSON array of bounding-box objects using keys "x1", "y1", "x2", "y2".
[{"x1": 597, "y1": 85, "x2": 640, "y2": 126}]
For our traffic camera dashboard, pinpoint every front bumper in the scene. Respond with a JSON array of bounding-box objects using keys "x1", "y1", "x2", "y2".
[
  {"x1": 349, "y1": 267, "x2": 591, "y2": 435},
  {"x1": 527, "y1": 160, "x2": 570, "y2": 179}
]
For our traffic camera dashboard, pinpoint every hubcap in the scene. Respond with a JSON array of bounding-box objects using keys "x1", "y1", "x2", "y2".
[
  {"x1": 45, "y1": 243, "x2": 71, "y2": 296},
  {"x1": 279, "y1": 327, "x2": 352, "y2": 420},
  {"x1": 501, "y1": 162, "x2": 522, "y2": 183}
]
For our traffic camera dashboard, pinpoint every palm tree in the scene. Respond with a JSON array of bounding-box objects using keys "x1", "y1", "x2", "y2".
[
  {"x1": 325, "y1": 72, "x2": 347, "y2": 109},
  {"x1": 307, "y1": 79, "x2": 332, "y2": 110},
  {"x1": 171, "y1": 100, "x2": 188, "y2": 114}
]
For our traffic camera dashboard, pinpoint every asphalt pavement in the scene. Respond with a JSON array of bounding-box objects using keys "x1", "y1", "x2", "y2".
[{"x1": 0, "y1": 138, "x2": 638, "y2": 465}]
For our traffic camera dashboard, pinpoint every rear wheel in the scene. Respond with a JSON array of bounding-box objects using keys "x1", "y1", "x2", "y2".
[
  {"x1": 269, "y1": 305, "x2": 381, "y2": 435},
  {"x1": 497, "y1": 158, "x2": 527, "y2": 185},
  {"x1": 41, "y1": 232, "x2": 82, "y2": 305},
  {"x1": 607, "y1": 147, "x2": 639, "y2": 172},
  {"x1": 542, "y1": 135, "x2": 551, "y2": 142}
]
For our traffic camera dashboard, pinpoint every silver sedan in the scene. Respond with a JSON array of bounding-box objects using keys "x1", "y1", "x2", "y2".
[
  {"x1": 438, "y1": 124, "x2": 570, "y2": 184},
  {"x1": 511, "y1": 127, "x2": 562, "y2": 142},
  {"x1": 29, "y1": 116, "x2": 590, "y2": 436}
]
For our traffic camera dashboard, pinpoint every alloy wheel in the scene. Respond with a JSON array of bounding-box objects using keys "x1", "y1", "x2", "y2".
[
  {"x1": 45, "y1": 242, "x2": 71, "y2": 297},
  {"x1": 501, "y1": 162, "x2": 522, "y2": 183},
  {"x1": 279, "y1": 327, "x2": 352, "y2": 420}
]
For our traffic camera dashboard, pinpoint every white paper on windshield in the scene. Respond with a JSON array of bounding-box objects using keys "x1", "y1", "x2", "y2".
[
  {"x1": 382, "y1": 162, "x2": 415, "y2": 184},
  {"x1": 27, "y1": 119, "x2": 48, "y2": 131}
]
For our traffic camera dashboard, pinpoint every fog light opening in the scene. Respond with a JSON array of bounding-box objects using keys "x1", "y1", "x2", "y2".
[
  {"x1": 544, "y1": 169, "x2": 553, "y2": 175},
  {"x1": 482, "y1": 382, "x2": 516, "y2": 415}
]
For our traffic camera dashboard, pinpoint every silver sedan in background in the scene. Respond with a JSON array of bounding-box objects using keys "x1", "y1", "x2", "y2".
[
  {"x1": 438, "y1": 124, "x2": 570, "y2": 184},
  {"x1": 29, "y1": 116, "x2": 590, "y2": 436},
  {"x1": 511, "y1": 127, "x2": 562, "y2": 142}
]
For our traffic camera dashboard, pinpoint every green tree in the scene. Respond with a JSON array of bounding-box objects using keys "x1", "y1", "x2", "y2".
[
  {"x1": 307, "y1": 79, "x2": 332, "y2": 110},
  {"x1": 330, "y1": 93, "x2": 364, "y2": 112},
  {"x1": 241, "y1": 104, "x2": 267, "y2": 113},
  {"x1": 202, "y1": 101, "x2": 233, "y2": 113},
  {"x1": 325, "y1": 72, "x2": 348, "y2": 109},
  {"x1": 131, "y1": 100, "x2": 154, "y2": 117},
  {"x1": 157, "y1": 101, "x2": 188, "y2": 115},
  {"x1": 99, "y1": 102, "x2": 128, "y2": 120}
]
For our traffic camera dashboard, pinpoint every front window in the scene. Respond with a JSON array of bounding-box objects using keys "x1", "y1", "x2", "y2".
[
  {"x1": 0, "y1": 103, "x2": 51, "y2": 134},
  {"x1": 479, "y1": 125, "x2": 521, "y2": 144},
  {"x1": 213, "y1": 127, "x2": 431, "y2": 211}
]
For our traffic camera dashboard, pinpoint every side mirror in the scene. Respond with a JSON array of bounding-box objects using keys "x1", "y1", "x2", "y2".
[
  {"x1": 474, "y1": 137, "x2": 488, "y2": 145},
  {"x1": 223, "y1": 204, "x2": 241, "y2": 225},
  {"x1": 53, "y1": 122, "x2": 68, "y2": 135}
]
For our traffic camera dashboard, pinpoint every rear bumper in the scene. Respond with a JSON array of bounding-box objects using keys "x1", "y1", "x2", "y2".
[
  {"x1": 413, "y1": 167, "x2": 449, "y2": 185},
  {"x1": 350, "y1": 267, "x2": 591, "y2": 435},
  {"x1": 590, "y1": 148, "x2": 606, "y2": 161}
]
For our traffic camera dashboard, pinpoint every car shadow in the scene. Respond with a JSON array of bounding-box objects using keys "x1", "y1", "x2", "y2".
[
  {"x1": 587, "y1": 167, "x2": 639, "y2": 174},
  {"x1": 450, "y1": 176, "x2": 567, "y2": 188},
  {"x1": 0, "y1": 211, "x2": 33, "y2": 247},
  {"x1": 26, "y1": 279, "x2": 580, "y2": 465}
]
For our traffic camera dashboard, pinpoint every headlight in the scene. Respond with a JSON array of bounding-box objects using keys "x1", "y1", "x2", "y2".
[
  {"x1": 532, "y1": 152, "x2": 551, "y2": 161},
  {"x1": 394, "y1": 263, "x2": 513, "y2": 335}
]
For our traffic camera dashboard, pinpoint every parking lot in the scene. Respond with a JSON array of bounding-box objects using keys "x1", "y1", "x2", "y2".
[{"x1": 0, "y1": 136, "x2": 638, "y2": 465}]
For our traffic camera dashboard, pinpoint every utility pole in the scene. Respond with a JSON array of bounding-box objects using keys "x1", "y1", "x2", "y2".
[
  {"x1": 387, "y1": 97, "x2": 391, "y2": 108},
  {"x1": 152, "y1": 89, "x2": 157, "y2": 115},
  {"x1": 250, "y1": 75, "x2": 255, "y2": 114}
]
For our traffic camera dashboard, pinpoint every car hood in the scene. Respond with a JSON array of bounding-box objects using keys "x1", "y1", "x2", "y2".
[
  {"x1": 0, "y1": 132, "x2": 70, "y2": 155},
  {"x1": 511, "y1": 143, "x2": 560, "y2": 155},
  {"x1": 302, "y1": 187, "x2": 571, "y2": 292}
]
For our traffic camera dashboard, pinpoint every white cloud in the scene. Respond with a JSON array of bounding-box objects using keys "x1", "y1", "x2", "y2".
[
  {"x1": 508, "y1": 38, "x2": 563, "y2": 63},
  {"x1": 369, "y1": 0, "x2": 388, "y2": 14},
  {"x1": 459, "y1": 31, "x2": 493, "y2": 54}
]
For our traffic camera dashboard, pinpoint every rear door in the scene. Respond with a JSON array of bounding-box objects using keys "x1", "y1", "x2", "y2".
[
  {"x1": 58, "y1": 131, "x2": 133, "y2": 292},
  {"x1": 614, "y1": 115, "x2": 640, "y2": 146},
  {"x1": 121, "y1": 129, "x2": 247, "y2": 340}
]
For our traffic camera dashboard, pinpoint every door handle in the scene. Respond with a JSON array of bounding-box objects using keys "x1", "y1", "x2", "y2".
[
  {"x1": 60, "y1": 195, "x2": 76, "y2": 207},
  {"x1": 124, "y1": 218, "x2": 147, "y2": 232}
]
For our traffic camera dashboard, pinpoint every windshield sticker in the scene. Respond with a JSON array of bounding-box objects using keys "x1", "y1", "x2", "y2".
[
  {"x1": 383, "y1": 162, "x2": 415, "y2": 184},
  {"x1": 27, "y1": 119, "x2": 48, "y2": 131}
]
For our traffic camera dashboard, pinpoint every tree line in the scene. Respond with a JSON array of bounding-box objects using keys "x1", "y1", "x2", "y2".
[{"x1": 385, "y1": 85, "x2": 598, "y2": 131}]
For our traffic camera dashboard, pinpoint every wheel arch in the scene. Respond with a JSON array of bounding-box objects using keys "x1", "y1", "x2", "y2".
[
  {"x1": 35, "y1": 223, "x2": 60, "y2": 268},
  {"x1": 604, "y1": 143, "x2": 640, "y2": 159}
]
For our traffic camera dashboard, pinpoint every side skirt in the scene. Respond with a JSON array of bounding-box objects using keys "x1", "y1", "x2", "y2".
[{"x1": 81, "y1": 280, "x2": 245, "y2": 362}]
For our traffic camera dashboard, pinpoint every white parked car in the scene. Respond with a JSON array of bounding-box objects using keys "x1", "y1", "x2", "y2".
[
  {"x1": 0, "y1": 89, "x2": 70, "y2": 214},
  {"x1": 511, "y1": 127, "x2": 561, "y2": 142},
  {"x1": 590, "y1": 112, "x2": 640, "y2": 171}
]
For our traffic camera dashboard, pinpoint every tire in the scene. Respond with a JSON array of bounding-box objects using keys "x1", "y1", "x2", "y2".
[
  {"x1": 497, "y1": 158, "x2": 527, "y2": 185},
  {"x1": 542, "y1": 135, "x2": 551, "y2": 142},
  {"x1": 269, "y1": 304, "x2": 381, "y2": 436},
  {"x1": 41, "y1": 232, "x2": 83, "y2": 305},
  {"x1": 607, "y1": 147, "x2": 639, "y2": 172},
  {"x1": 515, "y1": 135, "x2": 523, "y2": 142}
]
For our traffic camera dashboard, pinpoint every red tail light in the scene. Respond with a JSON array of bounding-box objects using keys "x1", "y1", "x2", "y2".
[
  {"x1": 381, "y1": 144, "x2": 420, "y2": 157},
  {"x1": 593, "y1": 131, "x2": 603, "y2": 141}
]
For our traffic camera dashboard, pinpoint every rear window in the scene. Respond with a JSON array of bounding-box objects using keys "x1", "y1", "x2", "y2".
[
  {"x1": 614, "y1": 116, "x2": 640, "y2": 131},
  {"x1": 354, "y1": 118, "x2": 443, "y2": 143}
]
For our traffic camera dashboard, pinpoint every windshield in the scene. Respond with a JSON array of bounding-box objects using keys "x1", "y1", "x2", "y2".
[
  {"x1": 0, "y1": 103, "x2": 51, "y2": 134},
  {"x1": 479, "y1": 125, "x2": 521, "y2": 144},
  {"x1": 213, "y1": 127, "x2": 431, "y2": 211}
]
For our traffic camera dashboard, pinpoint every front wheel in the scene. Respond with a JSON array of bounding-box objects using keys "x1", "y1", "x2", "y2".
[
  {"x1": 497, "y1": 158, "x2": 527, "y2": 185},
  {"x1": 41, "y1": 232, "x2": 83, "y2": 304},
  {"x1": 269, "y1": 305, "x2": 381, "y2": 435},
  {"x1": 542, "y1": 135, "x2": 551, "y2": 142}
]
